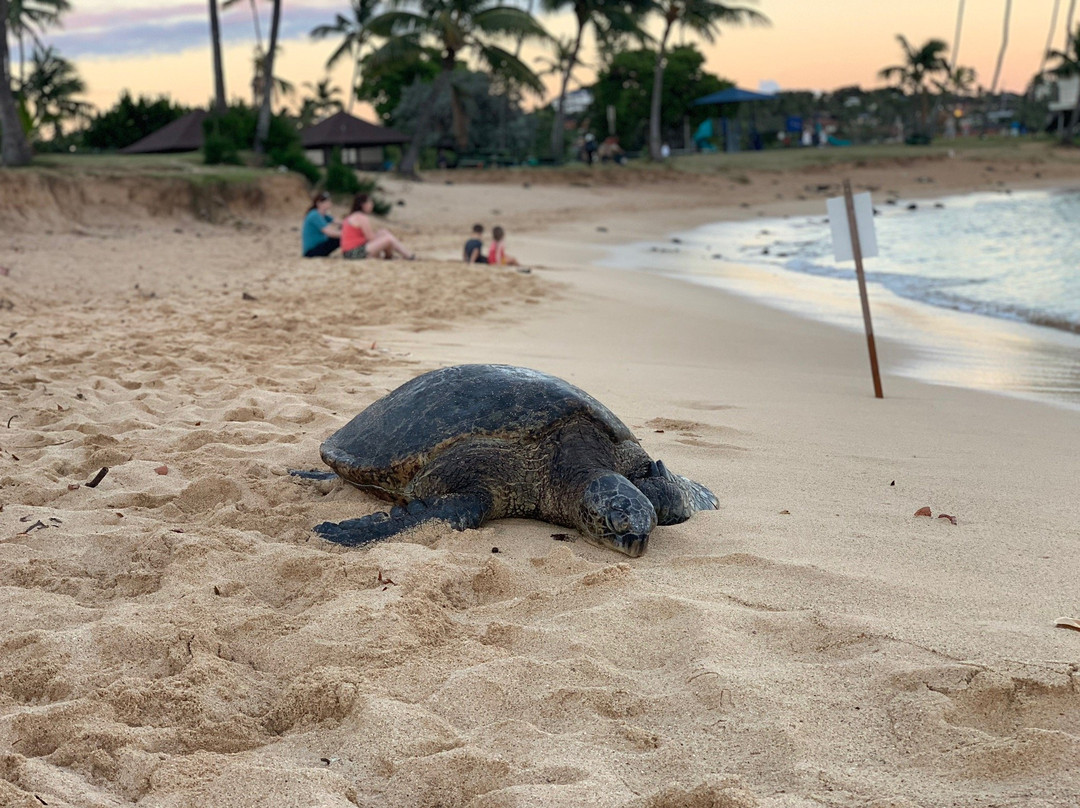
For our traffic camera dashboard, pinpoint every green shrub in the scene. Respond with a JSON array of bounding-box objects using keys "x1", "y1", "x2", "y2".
[
  {"x1": 82, "y1": 92, "x2": 189, "y2": 150},
  {"x1": 203, "y1": 130, "x2": 241, "y2": 164},
  {"x1": 203, "y1": 107, "x2": 254, "y2": 165},
  {"x1": 269, "y1": 144, "x2": 321, "y2": 184},
  {"x1": 202, "y1": 107, "x2": 319, "y2": 182},
  {"x1": 265, "y1": 115, "x2": 320, "y2": 182},
  {"x1": 325, "y1": 147, "x2": 361, "y2": 194}
]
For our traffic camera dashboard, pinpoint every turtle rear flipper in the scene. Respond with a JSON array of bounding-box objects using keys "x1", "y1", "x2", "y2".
[
  {"x1": 315, "y1": 492, "x2": 493, "y2": 547},
  {"x1": 633, "y1": 460, "x2": 718, "y2": 526}
]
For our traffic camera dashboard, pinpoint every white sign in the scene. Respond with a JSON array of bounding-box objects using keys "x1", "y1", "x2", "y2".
[{"x1": 827, "y1": 192, "x2": 878, "y2": 261}]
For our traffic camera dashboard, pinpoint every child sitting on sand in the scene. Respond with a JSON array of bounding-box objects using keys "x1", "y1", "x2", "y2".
[
  {"x1": 463, "y1": 223, "x2": 488, "y2": 263},
  {"x1": 487, "y1": 225, "x2": 520, "y2": 266}
]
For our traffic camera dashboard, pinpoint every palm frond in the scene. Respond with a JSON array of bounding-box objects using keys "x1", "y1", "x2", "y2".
[
  {"x1": 367, "y1": 9, "x2": 429, "y2": 37},
  {"x1": 310, "y1": 14, "x2": 351, "y2": 39},
  {"x1": 472, "y1": 6, "x2": 549, "y2": 40},
  {"x1": 364, "y1": 35, "x2": 427, "y2": 70},
  {"x1": 475, "y1": 42, "x2": 544, "y2": 94}
]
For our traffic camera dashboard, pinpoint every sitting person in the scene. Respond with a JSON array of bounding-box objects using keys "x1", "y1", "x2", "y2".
[
  {"x1": 464, "y1": 223, "x2": 488, "y2": 263},
  {"x1": 598, "y1": 136, "x2": 626, "y2": 165},
  {"x1": 302, "y1": 191, "x2": 342, "y2": 257},
  {"x1": 487, "y1": 225, "x2": 520, "y2": 266},
  {"x1": 340, "y1": 193, "x2": 416, "y2": 260}
]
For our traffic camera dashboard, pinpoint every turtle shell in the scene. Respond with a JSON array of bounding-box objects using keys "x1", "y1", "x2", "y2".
[{"x1": 320, "y1": 364, "x2": 635, "y2": 489}]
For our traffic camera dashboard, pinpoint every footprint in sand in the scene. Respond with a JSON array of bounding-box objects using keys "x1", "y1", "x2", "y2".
[
  {"x1": 888, "y1": 666, "x2": 1080, "y2": 782},
  {"x1": 643, "y1": 417, "x2": 747, "y2": 451}
]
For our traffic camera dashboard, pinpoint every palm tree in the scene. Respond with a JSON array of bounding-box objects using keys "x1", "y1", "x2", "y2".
[
  {"x1": 1066, "y1": 0, "x2": 1078, "y2": 51},
  {"x1": 878, "y1": 35, "x2": 949, "y2": 139},
  {"x1": 0, "y1": 0, "x2": 32, "y2": 165},
  {"x1": 311, "y1": 0, "x2": 380, "y2": 115},
  {"x1": 950, "y1": 0, "x2": 965, "y2": 70},
  {"x1": 223, "y1": 0, "x2": 264, "y2": 52},
  {"x1": 253, "y1": 0, "x2": 281, "y2": 157},
  {"x1": 988, "y1": 0, "x2": 1012, "y2": 96},
  {"x1": 647, "y1": 0, "x2": 766, "y2": 161},
  {"x1": 208, "y1": 0, "x2": 227, "y2": 114},
  {"x1": 540, "y1": 0, "x2": 650, "y2": 162},
  {"x1": 224, "y1": 0, "x2": 292, "y2": 111},
  {"x1": 368, "y1": 0, "x2": 549, "y2": 177},
  {"x1": 6, "y1": 0, "x2": 69, "y2": 86},
  {"x1": 534, "y1": 36, "x2": 581, "y2": 87},
  {"x1": 299, "y1": 77, "x2": 344, "y2": 126},
  {"x1": 1038, "y1": 0, "x2": 1061, "y2": 79},
  {"x1": 1047, "y1": 25, "x2": 1080, "y2": 142},
  {"x1": 22, "y1": 44, "x2": 89, "y2": 141},
  {"x1": 932, "y1": 63, "x2": 976, "y2": 135},
  {"x1": 934, "y1": 64, "x2": 976, "y2": 97},
  {"x1": 251, "y1": 43, "x2": 294, "y2": 107}
]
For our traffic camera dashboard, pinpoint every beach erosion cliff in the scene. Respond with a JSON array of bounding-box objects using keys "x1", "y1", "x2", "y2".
[{"x1": 0, "y1": 169, "x2": 309, "y2": 228}]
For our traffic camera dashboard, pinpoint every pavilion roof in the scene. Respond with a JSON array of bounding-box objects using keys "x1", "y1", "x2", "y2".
[
  {"x1": 300, "y1": 111, "x2": 410, "y2": 148},
  {"x1": 120, "y1": 109, "x2": 208, "y2": 154}
]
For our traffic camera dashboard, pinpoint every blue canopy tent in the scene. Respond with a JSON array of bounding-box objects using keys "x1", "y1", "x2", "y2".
[{"x1": 692, "y1": 87, "x2": 774, "y2": 153}]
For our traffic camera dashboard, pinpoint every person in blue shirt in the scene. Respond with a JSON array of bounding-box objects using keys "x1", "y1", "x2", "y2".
[
  {"x1": 463, "y1": 223, "x2": 488, "y2": 263},
  {"x1": 302, "y1": 191, "x2": 342, "y2": 257}
]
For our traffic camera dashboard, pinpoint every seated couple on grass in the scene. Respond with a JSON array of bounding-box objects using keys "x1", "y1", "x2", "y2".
[{"x1": 302, "y1": 191, "x2": 415, "y2": 260}]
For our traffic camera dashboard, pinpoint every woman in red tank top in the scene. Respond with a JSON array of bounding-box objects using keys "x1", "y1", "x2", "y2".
[{"x1": 341, "y1": 194, "x2": 416, "y2": 260}]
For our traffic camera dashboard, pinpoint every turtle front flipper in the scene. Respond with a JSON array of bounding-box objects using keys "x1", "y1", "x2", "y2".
[
  {"x1": 315, "y1": 492, "x2": 493, "y2": 548},
  {"x1": 288, "y1": 469, "x2": 339, "y2": 481},
  {"x1": 633, "y1": 460, "x2": 718, "y2": 526}
]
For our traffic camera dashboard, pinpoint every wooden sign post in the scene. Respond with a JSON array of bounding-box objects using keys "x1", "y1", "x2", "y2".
[{"x1": 828, "y1": 180, "x2": 883, "y2": 399}]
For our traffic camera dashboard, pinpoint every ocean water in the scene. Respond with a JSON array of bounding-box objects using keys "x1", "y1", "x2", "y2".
[{"x1": 600, "y1": 188, "x2": 1080, "y2": 408}]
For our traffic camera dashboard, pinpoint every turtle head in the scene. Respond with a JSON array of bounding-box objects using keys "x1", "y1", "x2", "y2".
[{"x1": 579, "y1": 473, "x2": 657, "y2": 557}]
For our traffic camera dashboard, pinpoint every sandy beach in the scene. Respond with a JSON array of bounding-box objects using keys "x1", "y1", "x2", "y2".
[{"x1": 2, "y1": 151, "x2": 1079, "y2": 807}]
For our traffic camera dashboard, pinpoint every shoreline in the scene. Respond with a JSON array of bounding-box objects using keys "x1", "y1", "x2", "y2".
[{"x1": 589, "y1": 184, "x2": 1080, "y2": 411}]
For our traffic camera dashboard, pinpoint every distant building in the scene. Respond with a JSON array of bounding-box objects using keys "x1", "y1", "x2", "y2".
[
  {"x1": 300, "y1": 111, "x2": 411, "y2": 171},
  {"x1": 556, "y1": 88, "x2": 593, "y2": 116},
  {"x1": 120, "y1": 110, "x2": 208, "y2": 154},
  {"x1": 1044, "y1": 75, "x2": 1079, "y2": 112}
]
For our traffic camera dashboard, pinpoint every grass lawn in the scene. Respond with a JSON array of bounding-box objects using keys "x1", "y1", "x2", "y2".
[
  {"x1": 17, "y1": 136, "x2": 1080, "y2": 185},
  {"x1": 658, "y1": 136, "x2": 1080, "y2": 175}
]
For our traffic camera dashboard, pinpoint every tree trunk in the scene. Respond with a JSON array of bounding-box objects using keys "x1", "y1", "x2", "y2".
[
  {"x1": 989, "y1": 0, "x2": 1012, "y2": 96},
  {"x1": 254, "y1": 0, "x2": 282, "y2": 157},
  {"x1": 551, "y1": 21, "x2": 585, "y2": 163},
  {"x1": 208, "y1": 0, "x2": 228, "y2": 115},
  {"x1": 648, "y1": 21, "x2": 674, "y2": 161},
  {"x1": 982, "y1": 0, "x2": 1011, "y2": 136},
  {"x1": 951, "y1": 0, "x2": 965, "y2": 68},
  {"x1": 348, "y1": 51, "x2": 360, "y2": 115},
  {"x1": 249, "y1": 0, "x2": 264, "y2": 53},
  {"x1": 0, "y1": 0, "x2": 32, "y2": 166},
  {"x1": 1067, "y1": 0, "x2": 1079, "y2": 52},
  {"x1": 450, "y1": 83, "x2": 468, "y2": 150},
  {"x1": 1039, "y1": 0, "x2": 1061, "y2": 77},
  {"x1": 398, "y1": 67, "x2": 453, "y2": 178}
]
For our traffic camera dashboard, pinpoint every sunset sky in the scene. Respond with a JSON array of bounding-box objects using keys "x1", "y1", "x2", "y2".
[{"x1": 23, "y1": 0, "x2": 1076, "y2": 117}]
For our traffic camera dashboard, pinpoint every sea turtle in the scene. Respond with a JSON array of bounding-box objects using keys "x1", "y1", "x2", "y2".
[{"x1": 296, "y1": 364, "x2": 718, "y2": 557}]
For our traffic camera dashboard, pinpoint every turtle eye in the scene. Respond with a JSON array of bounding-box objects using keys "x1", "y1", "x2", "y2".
[{"x1": 607, "y1": 511, "x2": 632, "y2": 535}]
